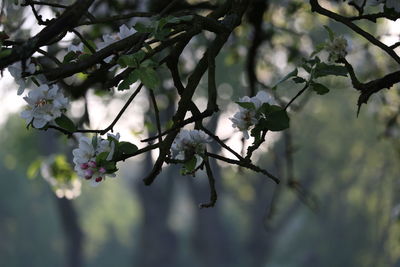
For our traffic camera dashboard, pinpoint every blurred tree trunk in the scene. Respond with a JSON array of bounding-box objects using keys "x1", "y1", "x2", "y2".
[
  {"x1": 187, "y1": 116, "x2": 237, "y2": 267},
  {"x1": 54, "y1": 197, "x2": 84, "y2": 267},
  {"x1": 133, "y1": 151, "x2": 179, "y2": 267},
  {"x1": 133, "y1": 91, "x2": 179, "y2": 267},
  {"x1": 40, "y1": 132, "x2": 84, "y2": 267}
]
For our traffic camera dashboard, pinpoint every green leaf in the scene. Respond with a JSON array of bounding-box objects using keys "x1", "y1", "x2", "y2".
[
  {"x1": 0, "y1": 48, "x2": 12, "y2": 59},
  {"x1": 102, "y1": 161, "x2": 117, "y2": 173},
  {"x1": 138, "y1": 67, "x2": 160, "y2": 89},
  {"x1": 92, "y1": 135, "x2": 98, "y2": 149},
  {"x1": 259, "y1": 106, "x2": 290, "y2": 131},
  {"x1": 311, "y1": 82, "x2": 330, "y2": 95},
  {"x1": 259, "y1": 102, "x2": 271, "y2": 115},
  {"x1": 118, "y1": 70, "x2": 139, "y2": 91},
  {"x1": 63, "y1": 51, "x2": 78, "y2": 63},
  {"x1": 272, "y1": 68, "x2": 298, "y2": 90},
  {"x1": 292, "y1": 76, "x2": 306, "y2": 84},
  {"x1": 27, "y1": 158, "x2": 42, "y2": 179},
  {"x1": 118, "y1": 51, "x2": 146, "y2": 68},
  {"x1": 118, "y1": 141, "x2": 138, "y2": 154},
  {"x1": 310, "y1": 43, "x2": 326, "y2": 58},
  {"x1": 313, "y1": 62, "x2": 348, "y2": 78},
  {"x1": 236, "y1": 101, "x2": 256, "y2": 110},
  {"x1": 134, "y1": 22, "x2": 153, "y2": 33},
  {"x1": 323, "y1": 25, "x2": 335, "y2": 41},
  {"x1": 177, "y1": 15, "x2": 193, "y2": 22},
  {"x1": 55, "y1": 114, "x2": 77, "y2": 132},
  {"x1": 96, "y1": 152, "x2": 109, "y2": 164},
  {"x1": 181, "y1": 157, "x2": 197, "y2": 175},
  {"x1": 154, "y1": 28, "x2": 171, "y2": 40}
]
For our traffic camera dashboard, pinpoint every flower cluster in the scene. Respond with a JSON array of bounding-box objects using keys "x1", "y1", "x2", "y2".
[
  {"x1": 171, "y1": 129, "x2": 211, "y2": 161},
  {"x1": 325, "y1": 35, "x2": 348, "y2": 62},
  {"x1": 20, "y1": 84, "x2": 69, "y2": 128},
  {"x1": 8, "y1": 58, "x2": 36, "y2": 95},
  {"x1": 72, "y1": 133, "x2": 120, "y2": 186},
  {"x1": 230, "y1": 91, "x2": 274, "y2": 139}
]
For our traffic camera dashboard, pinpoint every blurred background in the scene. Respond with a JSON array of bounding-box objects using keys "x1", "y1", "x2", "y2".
[{"x1": 1, "y1": 0, "x2": 400, "y2": 266}]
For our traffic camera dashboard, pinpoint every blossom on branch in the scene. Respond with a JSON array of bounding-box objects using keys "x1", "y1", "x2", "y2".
[
  {"x1": 72, "y1": 133, "x2": 120, "y2": 186},
  {"x1": 325, "y1": 35, "x2": 348, "y2": 62},
  {"x1": 20, "y1": 84, "x2": 69, "y2": 129},
  {"x1": 230, "y1": 91, "x2": 274, "y2": 139},
  {"x1": 171, "y1": 129, "x2": 211, "y2": 161},
  {"x1": 97, "y1": 24, "x2": 136, "y2": 63},
  {"x1": 8, "y1": 58, "x2": 36, "y2": 95}
]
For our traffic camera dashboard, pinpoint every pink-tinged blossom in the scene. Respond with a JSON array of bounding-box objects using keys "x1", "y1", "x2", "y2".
[{"x1": 72, "y1": 133, "x2": 120, "y2": 186}]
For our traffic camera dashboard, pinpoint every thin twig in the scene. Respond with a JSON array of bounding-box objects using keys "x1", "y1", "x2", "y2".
[
  {"x1": 206, "y1": 152, "x2": 280, "y2": 184},
  {"x1": 199, "y1": 157, "x2": 218, "y2": 208}
]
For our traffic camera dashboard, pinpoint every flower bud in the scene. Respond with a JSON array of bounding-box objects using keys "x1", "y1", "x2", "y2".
[
  {"x1": 99, "y1": 167, "x2": 106, "y2": 174},
  {"x1": 88, "y1": 161, "x2": 97, "y2": 168},
  {"x1": 84, "y1": 169, "x2": 94, "y2": 179},
  {"x1": 95, "y1": 177, "x2": 103, "y2": 183},
  {"x1": 80, "y1": 163, "x2": 89, "y2": 170}
]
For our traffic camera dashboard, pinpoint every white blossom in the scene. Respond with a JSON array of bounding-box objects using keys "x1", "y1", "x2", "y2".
[
  {"x1": 72, "y1": 133, "x2": 120, "y2": 186},
  {"x1": 20, "y1": 84, "x2": 69, "y2": 128},
  {"x1": 171, "y1": 129, "x2": 211, "y2": 161},
  {"x1": 117, "y1": 24, "x2": 136, "y2": 40},
  {"x1": 325, "y1": 35, "x2": 348, "y2": 62},
  {"x1": 68, "y1": 43, "x2": 84, "y2": 53},
  {"x1": 97, "y1": 24, "x2": 136, "y2": 63},
  {"x1": 8, "y1": 58, "x2": 36, "y2": 95},
  {"x1": 230, "y1": 91, "x2": 274, "y2": 139}
]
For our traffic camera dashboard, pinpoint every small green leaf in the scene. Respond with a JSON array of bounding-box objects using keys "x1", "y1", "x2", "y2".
[
  {"x1": 272, "y1": 68, "x2": 298, "y2": 90},
  {"x1": 118, "y1": 51, "x2": 146, "y2": 68},
  {"x1": 311, "y1": 82, "x2": 330, "y2": 95},
  {"x1": 102, "y1": 161, "x2": 117, "y2": 173},
  {"x1": 118, "y1": 141, "x2": 138, "y2": 154},
  {"x1": 313, "y1": 62, "x2": 348, "y2": 78},
  {"x1": 134, "y1": 22, "x2": 153, "y2": 33},
  {"x1": 323, "y1": 25, "x2": 335, "y2": 41},
  {"x1": 292, "y1": 76, "x2": 306, "y2": 84},
  {"x1": 0, "y1": 49, "x2": 12, "y2": 59},
  {"x1": 138, "y1": 67, "x2": 160, "y2": 89},
  {"x1": 118, "y1": 70, "x2": 139, "y2": 91},
  {"x1": 96, "y1": 152, "x2": 109, "y2": 164},
  {"x1": 259, "y1": 106, "x2": 290, "y2": 131},
  {"x1": 310, "y1": 43, "x2": 326, "y2": 57},
  {"x1": 63, "y1": 51, "x2": 78, "y2": 63},
  {"x1": 177, "y1": 15, "x2": 193, "y2": 22},
  {"x1": 27, "y1": 158, "x2": 42, "y2": 179},
  {"x1": 154, "y1": 28, "x2": 171, "y2": 40},
  {"x1": 236, "y1": 101, "x2": 256, "y2": 110},
  {"x1": 92, "y1": 135, "x2": 98, "y2": 149},
  {"x1": 55, "y1": 114, "x2": 77, "y2": 132},
  {"x1": 181, "y1": 157, "x2": 197, "y2": 175}
]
